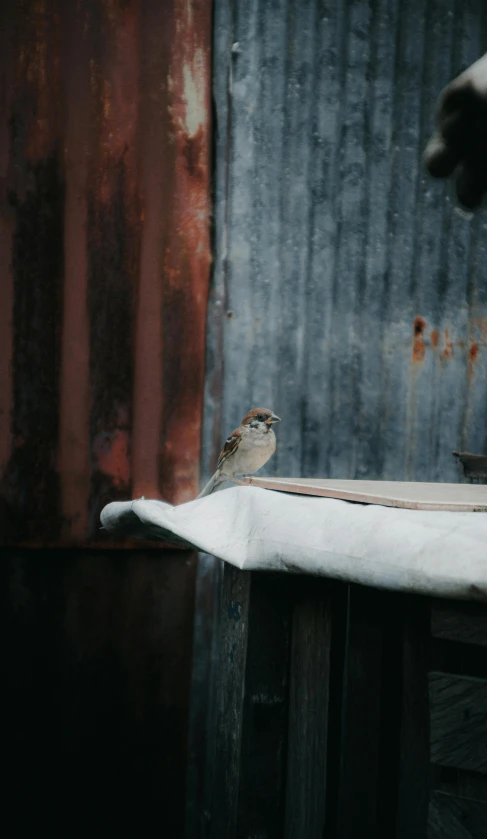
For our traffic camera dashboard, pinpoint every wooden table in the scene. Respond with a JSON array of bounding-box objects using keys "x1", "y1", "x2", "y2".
[
  {"x1": 205, "y1": 570, "x2": 487, "y2": 839},
  {"x1": 204, "y1": 480, "x2": 487, "y2": 839}
]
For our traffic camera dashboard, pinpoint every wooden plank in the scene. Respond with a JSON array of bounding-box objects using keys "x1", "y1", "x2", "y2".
[
  {"x1": 431, "y1": 604, "x2": 487, "y2": 648},
  {"x1": 236, "y1": 573, "x2": 293, "y2": 839},
  {"x1": 434, "y1": 767, "x2": 487, "y2": 804},
  {"x1": 333, "y1": 586, "x2": 390, "y2": 838},
  {"x1": 2, "y1": 548, "x2": 196, "y2": 837},
  {"x1": 430, "y1": 673, "x2": 487, "y2": 773},
  {"x1": 455, "y1": 771, "x2": 487, "y2": 802},
  {"x1": 284, "y1": 579, "x2": 332, "y2": 839},
  {"x1": 185, "y1": 554, "x2": 223, "y2": 839},
  {"x1": 209, "y1": 564, "x2": 251, "y2": 838},
  {"x1": 396, "y1": 597, "x2": 431, "y2": 839},
  {"x1": 246, "y1": 477, "x2": 487, "y2": 511},
  {"x1": 428, "y1": 791, "x2": 487, "y2": 839}
]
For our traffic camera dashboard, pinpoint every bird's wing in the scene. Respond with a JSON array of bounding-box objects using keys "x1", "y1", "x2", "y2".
[{"x1": 217, "y1": 427, "x2": 242, "y2": 469}]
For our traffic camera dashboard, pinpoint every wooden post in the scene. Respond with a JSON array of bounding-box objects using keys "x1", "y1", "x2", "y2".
[{"x1": 284, "y1": 578, "x2": 333, "y2": 839}]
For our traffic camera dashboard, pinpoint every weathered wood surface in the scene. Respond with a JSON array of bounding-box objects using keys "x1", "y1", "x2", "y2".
[
  {"x1": 431, "y1": 604, "x2": 487, "y2": 648},
  {"x1": 428, "y1": 791, "x2": 487, "y2": 839},
  {"x1": 2, "y1": 549, "x2": 196, "y2": 837},
  {"x1": 185, "y1": 555, "x2": 223, "y2": 839},
  {"x1": 284, "y1": 579, "x2": 332, "y2": 839},
  {"x1": 209, "y1": 564, "x2": 251, "y2": 838},
  {"x1": 236, "y1": 574, "x2": 293, "y2": 839},
  {"x1": 435, "y1": 768, "x2": 487, "y2": 805},
  {"x1": 207, "y1": 569, "x2": 487, "y2": 839},
  {"x1": 334, "y1": 586, "x2": 391, "y2": 838},
  {"x1": 430, "y1": 674, "x2": 487, "y2": 773},
  {"x1": 396, "y1": 598, "x2": 431, "y2": 839}
]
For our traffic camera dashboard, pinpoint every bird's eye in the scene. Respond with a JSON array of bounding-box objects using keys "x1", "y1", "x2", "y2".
[{"x1": 256, "y1": 414, "x2": 265, "y2": 421}]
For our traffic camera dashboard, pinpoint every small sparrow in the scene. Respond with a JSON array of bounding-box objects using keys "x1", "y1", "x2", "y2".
[{"x1": 198, "y1": 407, "x2": 281, "y2": 498}]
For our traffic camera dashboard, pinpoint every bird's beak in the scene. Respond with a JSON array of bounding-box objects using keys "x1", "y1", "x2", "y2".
[{"x1": 267, "y1": 414, "x2": 281, "y2": 424}]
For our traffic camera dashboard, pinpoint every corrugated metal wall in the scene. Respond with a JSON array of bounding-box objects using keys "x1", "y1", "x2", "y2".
[
  {"x1": 0, "y1": 2, "x2": 212, "y2": 835},
  {"x1": 203, "y1": 0, "x2": 487, "y2": 485},
  {"x1": 0, "y1": 0, "x2": 211, "y2": 546}
]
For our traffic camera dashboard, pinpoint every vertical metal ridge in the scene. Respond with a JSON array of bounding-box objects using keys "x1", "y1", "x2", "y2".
[
  {"x1": 356, "y1": 0, "x2": 400, "y2": 480},
  {"x1": 0, "y1": 0, "x2": 15, "y2": 486},
  {"x1": 131, "y1": 0, "x2": 169, "y2": 504},
  {"x1": 301, "y1": 0, "x2": 348, "y2": 480},
  {"x1": 200, "y1": 0, "x2": 234, "y2": 487},
  {"x1": 157, "y1": 0, "x2": 212, "y2": 506},
  {"x1": 276, "y1": 0, "x2": 319, "y2": 476},
  {"x1": 329, "y1": 0, "x2": 372, "y2": 479},
  {"x1": 405, "y1": 0, "x2": 454, "y2": 481},
  {"x1": 58, "y1": 0, "x2": 94, "y2": 540},
  {"x1": 381, "y1": 0, "x2": 426, "y2": 480},
  {"x1": 10, "y1": 3, "x2": 65, "y2": 539},
  {"x1": 223, "y1": 0, "x2": 261, "y2": 425},
  {"x1": 437, "y1": 0, "x2": 479, "y2": 480},
  {"x1": 460, "y1": 0, "x2": 487, "y2": 459},
  {"x1": 86, "y1": 0, "x2": 140, "y2": 531},
  {"x1": 248, "y1": 0, "x2": 288, "y2": 437}
]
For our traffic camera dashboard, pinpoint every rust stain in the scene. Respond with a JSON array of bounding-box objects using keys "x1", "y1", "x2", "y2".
[
  {"x1": 58, "y1": 0, "x2": 93, "y2": 540},
  {"x1": 468, "y1": 339, "x2": 479, "y2": 380},
  {"x1": 471, "y1": 316, "x2": 487, "y2": 343},
  {"x1": 131, "y1": 188, "x2": 164, "y2": 501},
  {"x1": 181, "y1": 126, "x2": 207, "y2": 180},
  {"x1": 14, "y1": 0, "x2": 62, "y2": 163},
  {"x1": 442, "y1": 329, "x2": 454, "y2": 361},
  {"x1": 131, "y1": 0, "x2": 172, "y2": 501},
  {"x1": 0, "y1": 219, "x2": 14, "y2": 479},
  {"x1": 132, "y1": 0, "x2": 212, "y2": 505},
  {"x1": 87, "y1": 0, "x2": 140, "y2": 514},
  {"x1": 469, "y1": 341, "x2": 479, "y2": 363},
  {"x1": 412, "y1": 316, "x2": 426, "y2": 363},
  {"x1": 430, "y1": 329, "x2": 439, "y2": 348},
  {"x1": 0, "y1": 5, "x2": 15, "y2": 482},
  {"x1": 92, "y1": 428, "x2": 130, "y2": 489},
  {"x1": 135, "y1": 0, "x2": 212, "y2": 506}
]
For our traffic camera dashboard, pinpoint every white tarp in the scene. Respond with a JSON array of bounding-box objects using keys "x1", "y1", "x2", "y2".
[{"x1": 101, "y1": 486, "x2": 487, "y2": 601}]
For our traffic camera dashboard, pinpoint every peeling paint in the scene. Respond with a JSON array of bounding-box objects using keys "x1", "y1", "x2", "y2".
[{"x1": 182, "y1": 50, "x2": 207, "y2": 136}]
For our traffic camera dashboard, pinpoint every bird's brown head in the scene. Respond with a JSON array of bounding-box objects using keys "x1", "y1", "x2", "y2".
[{"x1": 242, "y1": 407, "x2": 281, "y2": 431}]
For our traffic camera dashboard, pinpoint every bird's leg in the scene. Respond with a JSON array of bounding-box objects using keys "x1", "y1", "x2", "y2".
[{"x1": 230, "y1": 476, "x2": 249, "y2": 486}]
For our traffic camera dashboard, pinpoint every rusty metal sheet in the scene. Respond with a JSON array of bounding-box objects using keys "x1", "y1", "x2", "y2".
[{"x1": 0, "y1": 0, "x2": 212, "y2": 546}]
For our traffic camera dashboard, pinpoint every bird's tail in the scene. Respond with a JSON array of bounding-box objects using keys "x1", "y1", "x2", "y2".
[{"x1": 197, "y1": 470, "x2": 225, "y2": 498}]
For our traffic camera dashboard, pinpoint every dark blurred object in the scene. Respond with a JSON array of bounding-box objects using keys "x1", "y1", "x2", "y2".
[
  {"x1": 453, "y1": 450, "x2": 487, "y2": 479},
  {"x1": 424, "y1": 54, "x2": 487, "y2": 209}
]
